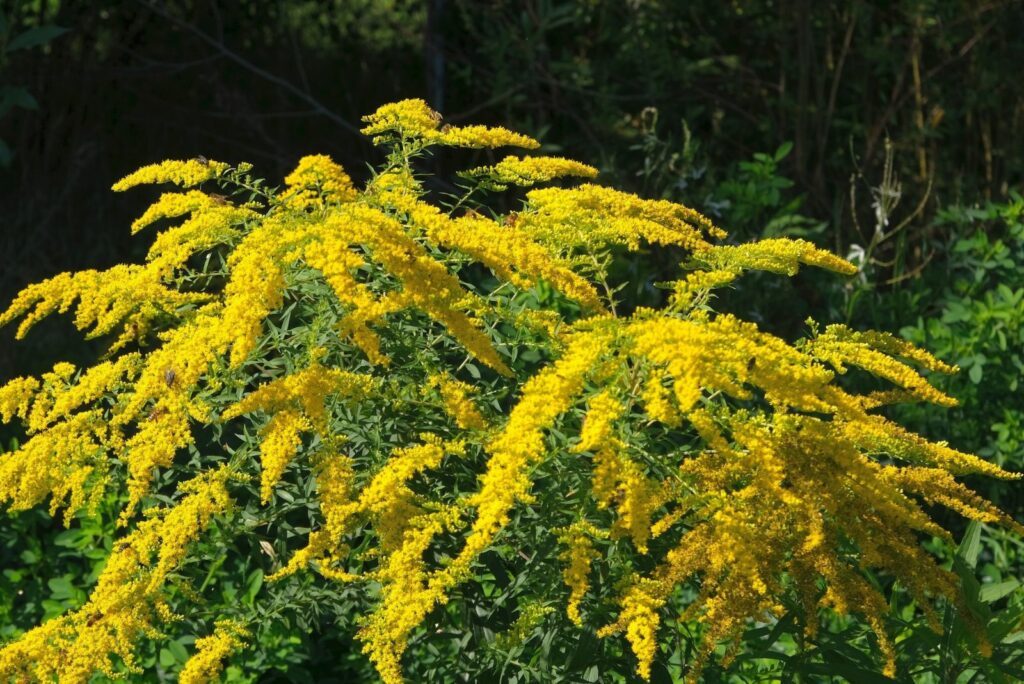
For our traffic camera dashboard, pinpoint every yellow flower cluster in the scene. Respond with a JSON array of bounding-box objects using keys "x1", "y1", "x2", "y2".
[
  {"x1": 0, "y1": 410, "x2": 108, "y2": 525},
  {"x1": 268, "y1": 448, "x2": 357, "y2": 581},
  {"x1": 0, "y1": 467, "x2": 232, "y2": 683},
  {"x1": 699, "y1": 238, "x2": 859, "y2": 277},
  {"x1": 222, "y1": 362, "x2": 375, "y2": 428},
  {"x1": 322, "y1": 204, "x2": 512, "y2": 374},
  {"x1": 428, "y1": 373, "x2": 488, "y2": 431},
  {"x1": 380, "y1": 186, "x2": 603, "y2": 311},
  {"x1": 221, "y1": 362, "x2": 375, "y2": 501},
  {"x1": 557, "y1": 522, "x2": 602, "y2": 626},
  {"x1": 494, "y1": 602, "x2": 555, "y2": 650},
  {"x1": 521, "y1": 184, "x2": 725, "y2": 253},
  {"x1": 0, "y1": 265, "x2": 214, "y2": 342},
  {"x1": 178, "y1": 620, "x2": 249, "y2": 684},
  {"x1": 111, "y1": 158, "x2": 229, "y2": 191},
  {"x1": 461, "y1": 155, "x2": 599, "y2": 189},
  {"x1": 361, "y1": 98, "x2": 540, "y2": 149},
  {"x1": 280, "y1": 154, "x2": 358, "y2": 209}
]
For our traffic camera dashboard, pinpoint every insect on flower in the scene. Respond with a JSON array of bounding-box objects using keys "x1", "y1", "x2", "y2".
[
  {"x1": 194, "y1": 155, "x2": 210, "y2": 166},
  {"x1": 163, "y1": 368, "x2": 176, "y2": 387}
]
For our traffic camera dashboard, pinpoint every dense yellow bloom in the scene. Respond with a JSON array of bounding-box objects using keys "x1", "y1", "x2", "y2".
[
  {"x1": 575, "y1": 389, "x2": 624, "y2": 452},
  {"x1": 321, "y1": 204, "x2": 511, "y2": 375},
  {"x1": 808, "y1": 324, "x2": 957, "y2": 406},
  {"x1": 521, "y1": 184, "x2": 724, "y2": 254},
  {"x1": 382, "y1": 188, "x2": 604, "y2": 310},
  {"x1": 591, "y1": 444, "x2": 666, "y2": 553},
  {"x1": 700, "y1": 238, "x2": 858, "y2": 277},
  {"x1": 361, "y1": 98, "x2": 539, "y2": 149},
  {"x1": 0, "y1": 265, "x2": 213, "y2": 341},
  {"x1": 434, "y1": 124, "x2": 540, "y2": 149},
  {"x1": 428, "y1": 373, "x2": 488, "y2": 430},
  {"x1": 222, "y1": 362, "x2": 375, "y2": 430},
  {"x1": 129, "y1": 189, "x2": 218, "y2": 234},
  {"x1": 361, "y1": 98, "x2": 444, "y2": 140},
  {"x1": 111, "y1": 158, "x2": 229, "y2": 191},
  {"x1": 0, "y1": 375, "x2": 40, "y2": 423},
  {"x1": 669, "y1": 269, "x2": 739, "y2": 310},
  {"x1": 268, "y1": 449, "x2": 358, "y2": 581},
  {"x1": 557, "y1": 522, "x2": 602, "y2": 625},
  {"x1": 0, "y1": 410, "x2": 108, "y2": 524},
  {"x1": 120, "y1": 397, "x2": 194, "y2": 523},
  {"x1": 257, "y1": 409, "x2": 310, "y2": 503},
  {"x1": 179, "y1": 620, "x2": 249, "y2": 684},
  {"x1": 0, "y1": 467, "x2": 231, "y2": 683},
  {"x1": 460, "y1": 155, "x2": 598, "y2": 189},
  {"x1": 281, "y1": 154, "x2": 358, "y2": 209}
]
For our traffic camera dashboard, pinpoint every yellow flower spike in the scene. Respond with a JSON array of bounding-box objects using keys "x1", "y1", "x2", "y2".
[
  {"x1": 0, "y1": 375, "x2": 41, "y2": 424},
  {"x1": 120, "y1": 397, "x2": 193, "y2": 524},
  {"x1": 257, "y1": 409, "x2": 310, "y2": 503},
  {"x1": 460, "y1": 155, "x2": 598, "y2": 189},
  {"x1": 361, "y1": 98, "x2": 444, "y2": 141},
  {"x1": 0, "y1": 410, "x2": 108, "y2": 523},
  {"x1": 112, "y1": 158, "x2": 229, "y2": 191},
  {"x1": 322, "y1": 204, "x2": 512, "y2": 375},
  {"x1": 556, "y1": 522, "x2": 602, "y2": 625},
  {"x1": 522, "y1": 183, "x2": 724, "y2": 253},
  {"x1": 427, "y1": 373, "x2": 488, "y2": 431},
  {"x1": 0, "y1": 467, "x2": 231, "y2": 683},
  {"x1": 381, "y1": 187, "x2": 604, "y2": 311},
  {"x1": 434, "y1": 124, "x2": 540, "y2": 150},
  {"x1": 575, "y1": 389, "x2": 625, "y2": 452},
  {"x1": 702, "y1": 238, "x2": 858, "y2": 277},
  {"x1": 268, "y1": 449, "x2": 358, "y2": 581},
  {"x1": 281, "y1": 154, "x2": 358, "y2": 209},
  {"x1": 361, "y1": 98, "x2": 540, "y2": 150},
  {"x1": 222, "y1": 362, "x2": 375, "y2": 428},
  {"x1": 179, "y1": 620, "x2": 250, "y2": 684},
  {"x1": 129, "y1": 190, "x2": 218, "y2": 234}
]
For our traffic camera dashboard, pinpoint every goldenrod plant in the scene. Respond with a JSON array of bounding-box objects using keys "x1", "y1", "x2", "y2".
[{"x1": 0, "y1": 99, "x2": 1019, "y2": 683}]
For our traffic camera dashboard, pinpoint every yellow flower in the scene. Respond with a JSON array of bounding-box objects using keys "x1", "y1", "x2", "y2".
[
  {"x1": 179, "y1": 620, "x2": 249, "y2": 684},
  {"x1": 257, "y1": 409, "x2": 310, "y2": 503},
  {"x1": 112, "y1": 158, "x2": 229, "y2": 191},
  {"x1": 557, "y1": 522, "x2": 602, "y2": 625},
  {"x1": 428, "y1": 373, "x2": 488, "y2": 431},
  {"x1": 461, "y1": 155, "x2": 599, "y2": 189},
  {"x1": 281, "y1": 154, "x2": 358, "y2": 209},
  {"x1": 361, "y1": 98, "x2": 540, "y2": 150}
]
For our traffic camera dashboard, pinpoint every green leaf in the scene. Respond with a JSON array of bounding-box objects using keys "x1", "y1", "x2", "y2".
[
  {"x1": 168, "y1": 639, "x2": 190, "y2": 664},
  {"x1": 957, "y1": 521, "x2": 982, "y2": 570},
  {"x1": 6, "y1": 25, "x2": 68, "y2": 52},
  {"x1": 969, "y1": 363, "x2": 984, "y2": 383},
  {"x1": 980, "y1": 580, "x2": 1020, "y2": 604},
  {"x1": 774, "y1": 141, "x2": 793, "y2": 161}
]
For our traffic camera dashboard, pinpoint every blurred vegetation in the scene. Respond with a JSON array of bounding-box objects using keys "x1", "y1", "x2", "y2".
[{"x1": 2, "y1": 0, "x2": 1023, "y2": 681}]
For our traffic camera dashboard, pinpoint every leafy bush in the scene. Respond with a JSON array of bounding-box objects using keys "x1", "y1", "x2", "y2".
[
  {"x1": 887, "y1": 195, "x2": 1024, "y2": 516},
  {"x1": 0, "y1": 100, "x2": 1019, "y2": 683}
]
